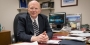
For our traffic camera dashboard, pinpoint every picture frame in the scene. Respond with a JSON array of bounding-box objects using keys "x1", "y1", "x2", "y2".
[
  {"x1": 61, "y1": 0, "x2": 78, "y2": 7},
  {"x1": 49, "y1": 2, "x2": 54, "y2": 8},
  {"x1": 66, "y1": 14, "x2": 82, "y2": 30},
  {"x1": 41, "y1": 2, "x2": 49, "y2": 8}
]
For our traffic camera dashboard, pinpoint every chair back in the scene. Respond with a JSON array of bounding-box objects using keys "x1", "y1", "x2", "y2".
[{"x1": 13, "y1": 13, "x2": 25, "y2": 42}]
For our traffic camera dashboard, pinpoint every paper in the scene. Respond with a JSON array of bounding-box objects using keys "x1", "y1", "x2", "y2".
[
  {"x1": 57, "y1": 36, "x2": 86, "y2": 41},
  {"x1": 47, "y1": 40, "x2": 61, "y2": 44},
  {"x1": 52, "y1": 29, "x2": 61, "y2": 32},
  {"x1": 70, "y1": 30, "x2": 83, "y2": 34},
  {"x1": 70, "y1": 33, "x2": 90, "y2": 37},
  {"x1": 12, "y1": 41, "x2": 38, "y2": 45}
]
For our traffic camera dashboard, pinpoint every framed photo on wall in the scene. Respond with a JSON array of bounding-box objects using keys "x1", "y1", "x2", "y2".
[{"x1": 61, "y1": 0, "x2": 78, "y2": 7}]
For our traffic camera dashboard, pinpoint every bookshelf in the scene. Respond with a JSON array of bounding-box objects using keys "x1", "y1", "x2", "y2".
[
  {"x1": 18, "y1": 0, "x2": 54, "y2": 15},
  {"x1": 17, "y1": 8, "x2": 54, "y2": 11}
]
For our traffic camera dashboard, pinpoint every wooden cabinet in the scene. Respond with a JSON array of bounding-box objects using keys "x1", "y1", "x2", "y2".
[{"x1": 0, "y1": 30, "x2": 11, "y2": 45}]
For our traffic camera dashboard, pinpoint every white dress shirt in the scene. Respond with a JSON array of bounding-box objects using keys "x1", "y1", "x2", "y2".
[{"x1": 30, "y1": 16, "x2": 39, "y2": 36}]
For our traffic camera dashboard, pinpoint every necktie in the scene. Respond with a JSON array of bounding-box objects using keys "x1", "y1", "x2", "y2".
[{"x1": 32, "y1": 20, "x2": 39, "y2": 36}]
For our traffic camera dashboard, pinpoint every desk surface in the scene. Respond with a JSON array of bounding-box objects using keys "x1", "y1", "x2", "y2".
[{"x1": 10, "y1": 31, "x2": 90, "y2": 45}]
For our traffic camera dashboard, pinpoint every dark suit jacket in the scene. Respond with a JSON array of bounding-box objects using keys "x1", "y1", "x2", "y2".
[{"x1": 17, "y1": 13, "x2": 53, "y2": 42}]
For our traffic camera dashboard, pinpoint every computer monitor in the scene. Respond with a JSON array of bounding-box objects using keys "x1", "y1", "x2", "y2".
[{"x1": 49, "y1": 12, "x2": 66, "y2": 30}]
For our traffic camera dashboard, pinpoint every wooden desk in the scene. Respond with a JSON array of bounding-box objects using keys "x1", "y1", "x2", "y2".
[
  {"x1": 10, "y1": 31, "x2": 90, "y2": 45},
  {"x1": 0, "y1": 30, "x2": 11, "y2": 45},
  {"x1": 39, "y1": 31, "x2": 90, "y2": 45}
]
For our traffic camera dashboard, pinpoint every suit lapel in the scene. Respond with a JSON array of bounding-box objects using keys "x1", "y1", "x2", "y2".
[
  {"x1": 27, "y1": 14, "x2": 34, "y2": 34},
  {"x1": 38, "y1": 15, "x2": 43, "y2": 33}
]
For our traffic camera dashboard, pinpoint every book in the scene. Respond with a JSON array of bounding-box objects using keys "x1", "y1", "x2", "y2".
[
  {"x1": 19, "y1": 0, "x2": 27, "y2": 8},
  {"x1": 60, "y1": 40, "x2": 86, "y2": 45}
]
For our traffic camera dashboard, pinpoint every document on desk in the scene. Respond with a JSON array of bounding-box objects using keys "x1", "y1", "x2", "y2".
[
  {"x1": 57, "y1": 36, "x2": 86, "y2": 41},
  {"x1": 70, "y1": 33, "x2": 90, "y2": 37},
  {"x1": 46, "y1": 40, "x2": 61, "y2": 44},
  {"x1": 12, "y1": 41, "x2": 38, "y2": 45},
  {"x1": 70, "y1": 30, "x2": 83, "y2": 34}
]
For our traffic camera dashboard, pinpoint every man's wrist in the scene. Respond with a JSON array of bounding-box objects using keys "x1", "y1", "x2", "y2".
[{"x1": 31, "y1": 36, "x2": 37, "y2": 42}]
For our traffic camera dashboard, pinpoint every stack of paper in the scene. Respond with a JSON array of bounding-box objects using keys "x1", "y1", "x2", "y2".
[
  {"x1": 57, "y1": 36, "x2": 86, "y2": 41},
  {"x1": 70, "y1": 33, "x2": 90, "y2": 37},
  {"x1": 12, "y1": 41, "x2": 38, "y2": 45}
]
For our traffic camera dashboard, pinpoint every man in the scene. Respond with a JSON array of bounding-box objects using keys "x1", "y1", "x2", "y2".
[{"x1": 17, "y1": 0, "x2": 53, "y2": 43}]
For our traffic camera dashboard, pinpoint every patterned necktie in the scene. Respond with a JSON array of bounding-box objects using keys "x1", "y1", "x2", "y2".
[{"x1": 32, "y1": 20, "x2": 39, "y2": 36}]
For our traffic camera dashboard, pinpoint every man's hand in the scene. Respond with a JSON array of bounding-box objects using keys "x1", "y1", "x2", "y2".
[
  {"x1": 31, "y1": 34, "x2": 45, "y2": 42},
  {"x1": 31, "y1": 31, "x2": 49, "y2": 43},
  {"x1": 40, "y1": 31, "x2": 49, "y2": 43}
]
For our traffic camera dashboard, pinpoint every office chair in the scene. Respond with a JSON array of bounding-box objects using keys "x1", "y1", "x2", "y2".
[{"x1": 12, "y1": 12, "x2": 26, "y2": 43}]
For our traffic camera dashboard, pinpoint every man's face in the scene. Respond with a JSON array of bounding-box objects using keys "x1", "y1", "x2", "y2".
[{"x1": 28, "y1": 3, "x2": 41, "y2": 18}]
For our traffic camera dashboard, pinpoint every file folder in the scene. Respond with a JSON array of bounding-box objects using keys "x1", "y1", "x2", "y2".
[{"x1": 59, "y1": 40, "x2": 86, "y2": 45}]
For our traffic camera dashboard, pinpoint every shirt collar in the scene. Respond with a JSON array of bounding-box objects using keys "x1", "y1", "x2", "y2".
[{"x1": 30, "y1": 16, "x2": 38, "y2": 22}]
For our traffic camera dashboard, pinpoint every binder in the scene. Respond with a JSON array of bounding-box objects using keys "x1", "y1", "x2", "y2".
[
  {"x1": 59, "y1": 40, "x2": 86, "y2": 45},
  {"x1": 19, "y1": 0, "x2": 27, "y2": 8}
]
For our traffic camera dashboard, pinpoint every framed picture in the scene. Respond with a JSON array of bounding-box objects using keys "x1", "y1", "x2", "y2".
[
  {"x1": 66, "y1": 14, "x2": 82, "y2": 30},
  {"x1": 41, "y1": 2, "x2": 49, "y2": 8},
  {"x1": 61, "y1": 0, "x2": 78, "y2": 7}
]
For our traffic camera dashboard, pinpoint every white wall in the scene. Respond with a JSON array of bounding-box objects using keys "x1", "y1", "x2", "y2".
[
  {"x1": 54, "y1": 0, "x2": 90, "y2": 24},
  {"x1": 0, "y1": 0, "x2": 90, "y2": 35},
  {"x1": 0, "y1": 0, "x2": 19, "y2": 34}
]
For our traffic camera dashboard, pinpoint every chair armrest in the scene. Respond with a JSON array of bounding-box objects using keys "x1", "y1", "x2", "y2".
[{"x1": 11, "y1": 35, "x2": 16, "y2": 43}]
